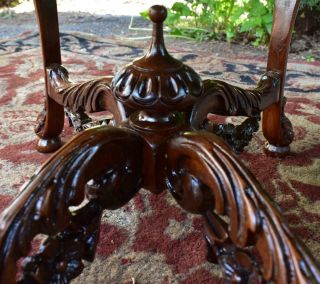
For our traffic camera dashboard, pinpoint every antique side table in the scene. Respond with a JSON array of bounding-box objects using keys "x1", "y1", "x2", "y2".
[{"x1": 0, "y1": 1, "x2": 319, "y2": 283}]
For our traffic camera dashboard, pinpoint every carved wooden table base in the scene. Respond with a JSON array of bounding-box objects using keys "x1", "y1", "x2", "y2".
[{"x1": 0, "y1": 2, "x2": 319, "y2": 284}]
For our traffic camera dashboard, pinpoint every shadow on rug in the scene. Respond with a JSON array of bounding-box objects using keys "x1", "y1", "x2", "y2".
[{"x1": 0, "y1": 31, "x2": 319, "y2": 283}]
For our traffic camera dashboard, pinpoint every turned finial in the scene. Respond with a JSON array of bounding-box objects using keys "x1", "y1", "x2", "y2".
[
  {"x1": 111, "y1": 5, "x2": 203, "y2": 111},
  {"x1": 149, "y1": 5, "x2": 167, "y2": 23},
  {"x1": 146, "y1": 5, "x2": 170, "y2": 58}
]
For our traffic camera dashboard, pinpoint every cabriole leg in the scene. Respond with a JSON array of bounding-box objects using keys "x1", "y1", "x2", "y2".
[
  {"x1": 262, "y1": 0, "x2": 300, "y2": 156},
  {"x1": 33, "y1": 0, "x2": 64, "y2": 153}
]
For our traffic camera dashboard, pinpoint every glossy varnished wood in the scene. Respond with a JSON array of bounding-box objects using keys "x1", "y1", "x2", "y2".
[
  {"x1": 48, "y1": 64, "x2": 126, "y2": 126},
  {"x1": 32, "y1": 0, "x2": 300, "y2": 156},
  {"x1": 1, "y1": 2, "x2": 318, "y2": 284},
  {"x1": 111, "y1": 6, "x2": 203, "y2": 113},
  {"x1": 262, "y1": 0, "x2": 300, "y2": 155},
  {"x1": 189, "y1": 71, "x2": 281, "y2": 152},
  {"x1": 157, "y1": 131, "x2": 320, "y2": 283},
  {"x1": 33, "y1": 0, "x2": 64, "y2": 152},
  {"x1": 0, "y1": 127, "x2": 143, "y2": 283}
]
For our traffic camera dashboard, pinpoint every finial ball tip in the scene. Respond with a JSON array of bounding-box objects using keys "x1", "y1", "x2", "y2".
[{"x1": 149, "y1": 5, "x2": 167, "y2": 23}]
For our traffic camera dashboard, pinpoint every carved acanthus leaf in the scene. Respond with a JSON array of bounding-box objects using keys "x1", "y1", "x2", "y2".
[
  {"x1": 189, "y1": 71, "x2": 280, "y2": 129},
  {"x1": 0, "y1": 126, "x2": 143, "y2": 284},
  {"x1": 157, "y1": 131, "x2": 320, "y2": 283},
  {"x1": 207, "y1": 116, "x2": 260, "y2": 153},
  {"x1": 48, "y1": 64, "x2": 126, "y2": 126},
  {"x1": 188, "y1": 71, "x2": 280, "y2": 153}
]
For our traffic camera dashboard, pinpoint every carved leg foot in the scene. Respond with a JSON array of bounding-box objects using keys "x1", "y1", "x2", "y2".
[
  {"x1": 34, "y1": 101, "x2": 64, "y2": 153},
  {"x1": 34, "y1": 106, "x2": 63, "y2": 153},
  {"x1": 262, "y1": 0, "x2": 300, "y2": 157},
  {"x1": 262, "y1": 97, "x2": 294, "y2": 157},
  {"x1": 36, "y1": 137, "x2": 62, "y2": 153},
  {"x1": 264, "y1": 143, "x2": 290, "y2": 157}
]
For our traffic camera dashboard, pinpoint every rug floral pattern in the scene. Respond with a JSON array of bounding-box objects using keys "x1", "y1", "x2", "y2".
[{"x1": 0, "y1": 32, "x2": 319, "y2": 283}]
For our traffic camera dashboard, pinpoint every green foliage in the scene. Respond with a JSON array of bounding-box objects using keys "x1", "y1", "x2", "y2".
[
  {"x1": 305, "y1": 54, "x2": 315, "y2": 62},
  {"x1": 141, "y1": 0, "x2": 275, "y2": 45},
  {"x1": 300, "y1": 0, "x2": 320, "y2": 10},
  {"x1": 0, "y1": 0, "x2": 21, "y2": 8}
]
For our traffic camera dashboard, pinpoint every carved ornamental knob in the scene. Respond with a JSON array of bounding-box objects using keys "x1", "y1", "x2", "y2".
[{"x1": 111, "y1": 5, "x2": 203, "y2": 112}]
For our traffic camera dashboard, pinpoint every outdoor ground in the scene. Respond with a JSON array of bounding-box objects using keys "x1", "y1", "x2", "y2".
[{"x1": 1, "y1": 0, "x2": 319, "y2": 62}]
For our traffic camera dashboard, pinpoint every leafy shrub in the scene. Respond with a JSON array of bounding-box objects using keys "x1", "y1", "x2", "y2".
[
  {"x1": 0, "y1": 0, "x2": 21, "y2": 8},
  {"x1": 142, "y1": 0, "x2": 274, "y2": 45},
  {"x1": 296, "y1": 0, "x2": 320, "y2": 36},
  {"x1": 300, "y1": 0, "x2": 320, "y2": 10}
]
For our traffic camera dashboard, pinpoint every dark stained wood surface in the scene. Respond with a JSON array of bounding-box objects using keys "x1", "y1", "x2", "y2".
[
  {"x1": 111, "y1": 5, "x2": 203, "y2": 112},
  {"x1": 0, "y1": 127, "x2": 144, "y2": 283},
  {"x1": 262, "y1": 0, "x2": 299, "y2": 155},
  {"x1": 48, "y1": 64, "x2": 126, "y2": 125},
  {"x1": 157, "y1": 131, "x2": 320, "y2": 283},
  {"x1": 33, "y1": 0, "x2": 65, "y2": 153}
]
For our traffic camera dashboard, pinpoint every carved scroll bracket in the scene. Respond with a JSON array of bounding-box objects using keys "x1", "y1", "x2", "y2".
[
  {"x1": 188, "y1": 71, "x2": 280, "y2": 152},
  {"x1": 0, "y1": 126, "x2": 144, "y2": 283},
  {"x1": 48, "y1": 64, "x2": 127, "y2": 128},
  {"x1": 157, "y1": 131, "x2": 320, "y2": 283}
]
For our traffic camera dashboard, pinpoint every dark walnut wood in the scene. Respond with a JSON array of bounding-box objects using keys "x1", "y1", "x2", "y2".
[
  {"x1": 1, "y1": 1, "x2": 318, "y2": 284},
  {"x1": 262, "y1": 0, "x2": 299, "y2": 155},
  {"x1": 157, "y1": 131, "x2": 320, "y2": 283},
  {"x1": 48, "y1": 64, "x2": 127, "y2": 130},
  {"x1": 0, "y1": 126, "x2": 144, "y2": 283},
  {"x1": 33, "y1": 0, "x2": 299, "y2": 156},
  {"x1": 33, "y1": 0, "x2": 64, "y2": 153},
  {"x1": 189, "y1": 71, "x2": 280, "y2": 152},
  {"x1": 111, "y1": 6, "x2": 202, "y2": 112}
]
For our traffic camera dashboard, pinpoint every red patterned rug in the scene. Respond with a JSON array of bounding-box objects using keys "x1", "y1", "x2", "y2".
[{"x1": 0, "y1": 31, "x2": 319, "y2": 283}]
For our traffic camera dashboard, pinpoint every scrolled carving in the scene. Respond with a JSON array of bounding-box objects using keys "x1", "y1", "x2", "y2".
[
  {"x1": 5, "y1": 2, "x2": 318, "y2": 283},
  {"x1": 157, "y1": 131, "x2": 320, "y2": 283},
  {"x1": 53, "y1": 76, "x2": 112, "y2": 114},
  {"x1": 0, "y1": 126, "x2": 143, "y2": 284},
  {"x1": 48, "y1": 64, "x2": 126, "y2": 126},
  {"x1": 206, "y1": 116, "x2": 260, "y2": 153},
  {"x1": 280, "y1": 96, "x2": 294, "y2": 145},
  {"x1": 20, "y1": 202, "x2": 102, "y2": 283},
  {"x1": 34, "y1": 108, "x2": 47, "y2": 137},
  {"x1": 188, "y1": 71, "x2": 280, "y2": 152},
  {"x1": 189, "y1": 71, "x2": 280, "y2": 128}
]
